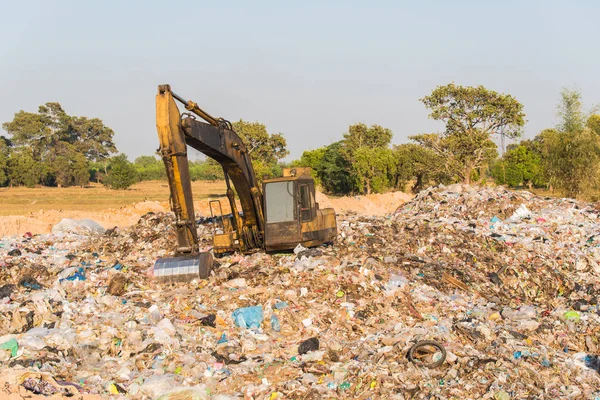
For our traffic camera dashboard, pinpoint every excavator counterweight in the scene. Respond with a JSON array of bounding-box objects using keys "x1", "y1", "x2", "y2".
[{"x1": 153, "y1": 85, "x2": 337, "y2": 281}]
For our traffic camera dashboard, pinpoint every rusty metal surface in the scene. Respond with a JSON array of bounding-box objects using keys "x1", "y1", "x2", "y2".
[{"x1": 264, "y1": 221, "x2": 300, "y2": 251}]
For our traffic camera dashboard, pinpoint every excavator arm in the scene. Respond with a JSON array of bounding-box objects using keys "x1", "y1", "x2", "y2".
[
  {"x1": 154, "y1": 84, "x2": 337, "y2": 282},
  {"x1": 155, "y1": 85, "x2": 264, "y2": 260}
]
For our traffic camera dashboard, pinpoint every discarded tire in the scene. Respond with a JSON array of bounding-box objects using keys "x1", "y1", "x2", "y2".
[{"x1": 408, "y1": 340, "x2": 446, "y2": 369}]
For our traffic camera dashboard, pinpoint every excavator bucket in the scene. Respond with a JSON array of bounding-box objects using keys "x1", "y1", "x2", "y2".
[{"x1": 153, "y1": 252, "x2": 213, "y2": 282}]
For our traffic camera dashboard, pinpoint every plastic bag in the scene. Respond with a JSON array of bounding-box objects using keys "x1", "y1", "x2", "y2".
[
  {"x1": 232, "y1": 305, "x2": 263, "y2": 329},
  {"x1": 52, "y1": 218, "x2": 106, "y2": 234}
]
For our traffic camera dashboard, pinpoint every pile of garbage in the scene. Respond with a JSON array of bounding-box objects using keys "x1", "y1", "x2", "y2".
[{"x1": 1, "y1": 185, "x2": 600, "y2": 399}]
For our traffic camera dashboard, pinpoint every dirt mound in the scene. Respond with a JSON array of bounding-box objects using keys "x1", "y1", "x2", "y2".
[{"x1": 317, "y1": 191, "x2": 413, "y2": 216}]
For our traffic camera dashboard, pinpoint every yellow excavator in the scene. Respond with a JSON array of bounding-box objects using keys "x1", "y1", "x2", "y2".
[{"x1": 153, "y1": 85, "x2": 337, "y2": 281}]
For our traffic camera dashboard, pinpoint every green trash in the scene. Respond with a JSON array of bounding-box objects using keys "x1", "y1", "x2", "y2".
[
  {"x1": 564, "y1": 310, "x2": 581, "y2": 322},
  {"x1": 495, "y1": 391, "x2": 510, "y2": 400},
  {"x1": 0, "y1": 338, "x2": 18, "y2": 357}
]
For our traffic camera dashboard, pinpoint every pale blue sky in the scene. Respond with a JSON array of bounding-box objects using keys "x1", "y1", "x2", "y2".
[{"x1": 1, "y1": 0, "x2": 599, "y2": 160}]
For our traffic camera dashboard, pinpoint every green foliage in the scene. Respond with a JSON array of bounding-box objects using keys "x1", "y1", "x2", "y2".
[
  {"x1": 343, "y1": 123, "x2": 393, "y2": 150},
  {"x1": 48, "y1": 142, "x2": 90, "y2": 187},
  {"x1": 556, "y1": 88, "x2": 586, "y2": 134},
  {"x1": 72, "y1": 152, "x2": 91, "y2": 187},
  {"x1": 70, "y1": 115, "x2": 117, "y2": 162},
  {"x1": 532, "y1": 89, "x2": 600, "y2": 198},
  {"x1": 134, "y1": 156, "x2": 166, "y2": 181},
  {"x1": 318, "y1": 141, "x2": 354, "y2": 194},
  {"x1": 2, "y1": 102, "x2": 117, "y2": 187},
  {"x1": 104, "y1": 154, "x2": 137, "y2": 189},
  {"x1": 294, "y1": 141, "x2": 354, "y2": 194},
  {"x1": 293, "y1": 123, "x2": 396, "y2": 195},
  {"x1": 537, "y1": 128, "x2": 600, "y2": 198},
  {"x1": 188, "y1": 160, "x2": 223, "y2": 181},
  {"x1": 393, "y1": 143, "x2": 449, "y2": 192},
  {"x1": 341, "y1": 123, "x2": 395, "y2": 194},
  {"x1": 0, "y1": 137, "x2": 9, "y2": 186},
  {"x1": 224, "y1": 119, "x2": 289, "y2": 182},
  {"x1": 587, "y1": 114, "x2": 600, "y2": 135},
  {"x1": 351, "y1": 147, "x2": 395, "y2": 194},
  {"x1": 232, "y1": 119, "x2": 288, "y2": 172},
  {"x1": 419, "y1": 83, "x2": 524, "y2": 183},
  {"x1": 490, "y1": 143, "x2": 544, "y2": 188},
  {"x1": 88, "y1": 161, "x2": 106, "y2": 183},
  {"x1": 8, "y1": 148, "x2": 43, "y2": 187},
  {"x1": 291, "y1": 147, "x2": 326, "y2": 184}
]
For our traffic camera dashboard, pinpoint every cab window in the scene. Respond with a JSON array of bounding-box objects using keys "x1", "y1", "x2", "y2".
[
  {"x1": 299, "y1": 183, "x2": 313, "y2": 222},
  {"x1": 265, "y1": 181, "x2": 296, "y2": 223}
]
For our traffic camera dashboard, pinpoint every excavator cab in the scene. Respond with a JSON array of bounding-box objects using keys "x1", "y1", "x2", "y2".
[
  {"x1": 263, "y1": 172, "x2": 336, "y2": 251},
  {"x1": 206, "y1": 171, "x2": 336, "y2": 254}
]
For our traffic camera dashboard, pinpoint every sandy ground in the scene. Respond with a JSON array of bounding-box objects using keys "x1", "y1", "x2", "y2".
[{"x1": 0, "y1": 191, "x2": 412, "y2": 237}]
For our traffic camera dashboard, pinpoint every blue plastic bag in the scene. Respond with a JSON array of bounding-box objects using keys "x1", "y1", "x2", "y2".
[
  {"x1": 232, "y1": 305, "x2": 263, "y2": 329},
  {"x1": 59, "y1": 267, "x2": 86, "y2": 283}
]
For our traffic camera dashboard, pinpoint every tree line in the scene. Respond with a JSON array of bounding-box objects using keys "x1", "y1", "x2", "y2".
[
  {"x1": 1, "y1": 84, "x2": 599, "y2": 198},
  {"x1": 293, "y1": 85, "x2": 600, "y2": 200},
  {"x1": 0, "y1": 105, "x2": 288, "y2": 189}
]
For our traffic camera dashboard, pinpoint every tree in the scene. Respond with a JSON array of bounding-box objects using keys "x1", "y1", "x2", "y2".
[
  {"x1": 8, "y1": 148, "x2": 42, "y2": 187},
  {"x1": 339, "y1": 123, "x2": 395, "y2": 194},
  {"x1": 104, "y1": 154, "x2": 137, "y2": 189},
  {"x1": 70, "y1": 115, "x2": 117, "y2": 162},
  {"x1": 540, "y1": 129, "x2": 600, "y2": 198},
  {"x1": 319, "y1": 142, "x2": 354, "y2": 194},
  {"x1": 418, "y1": 83, "x2": 525, "y2": 184},
  {"x1": 188, "y1": 160, "x2": 223, "y2": 181},
  {"x1": 490, "y1": 142, "x2": 544, "y2": 188},
  {"x1": 294, "y1": 141, "x2": 355, "y2": 194},
  {"x1": 292, "y1": 123, "x2": 396, "y2": 195},
  {"x1": 587, "y1": 114, "x2": 600, "y2": 135},
  {"x1": 47, "y1": 142, "x2": 90, "y2": 187},
  {"x1": 291, "y1": 147, "x2": 326, "y2": 184},
  {"x1": 534, "y1": 89, "x2": 600, "y2": 198},
  {"x1": 134, "y1": 155, "x2": 166, "y2": 181},
  {"x1": 393, "y1": 143, "x2": 449, "y2": 192},
  {"x1": 232, "y1": 120, "x2": 288, "y2": 176},
  {"x1": 556, "y1": 88, "x2": 586, "y2": 134},
  {"x1": 72, "y1": 152, "x2": 91, "y2": 187},
  {"x1": 2, "y1": 102, "x2": 117, "y2": 186},
  {"x1": 343, "y1": 123, "x2": 393, "y2": 150},
  {"x1": 351, "y1": 147, "x2": 396, "y2": 194},
  {"x1": 0, "y1": 137, "x2": 9, "y2": 186}
]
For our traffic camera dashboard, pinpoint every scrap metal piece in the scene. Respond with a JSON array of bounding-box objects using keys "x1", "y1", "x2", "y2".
[{"x1": 153, "y1": 252, "x2": 213, "y2": 282}]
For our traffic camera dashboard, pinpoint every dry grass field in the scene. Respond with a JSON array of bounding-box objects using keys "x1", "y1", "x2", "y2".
[{"x1": 0, "y1": 180, "x2": 227, "y2": 216}]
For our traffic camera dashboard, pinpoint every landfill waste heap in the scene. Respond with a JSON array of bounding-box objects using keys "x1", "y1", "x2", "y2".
[{"x1": 1, "y1": 184, "x2": 600, "y2": 399}]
